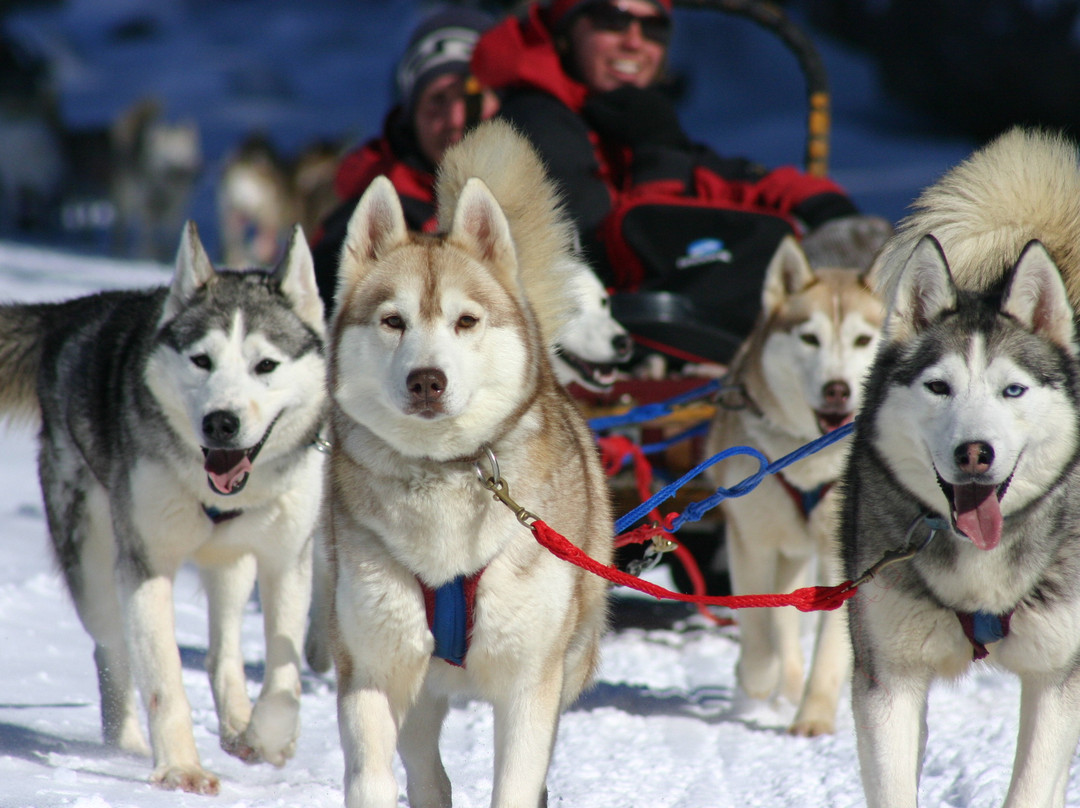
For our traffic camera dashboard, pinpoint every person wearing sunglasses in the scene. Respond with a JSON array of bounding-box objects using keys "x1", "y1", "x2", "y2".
[{"x1": 471, "y1": 0, "x2": 885, "y2": 365}]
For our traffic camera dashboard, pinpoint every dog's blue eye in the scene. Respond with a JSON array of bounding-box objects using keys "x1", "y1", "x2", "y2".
[
  {"x1": 1003, "y1": 383, "x2": 1027, "y2": 398},
  {"x1": 925, "y1": 380, "x2": 950, "y2": 396},
  {"x1": 383, "y1": 315, "x2": 405, "y2": 330},
  {"x1": 191, "y1": 354, "x2": 211, "y2": 370},
  {"x1": 255, "y1": 359, "x2": 278, "y2": 375}
]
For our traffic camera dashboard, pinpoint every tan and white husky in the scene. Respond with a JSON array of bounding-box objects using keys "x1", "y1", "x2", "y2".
[
  {"x1": 706, "y1": 236, "x2": 886, "y2": 736},
  {"x1": 322, "y1": 119, "x2": 613, "y2": 808}
]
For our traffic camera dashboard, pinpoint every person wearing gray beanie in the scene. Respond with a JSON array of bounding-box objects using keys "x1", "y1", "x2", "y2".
[
  {"x1": 396, "y1": 8, "x2": 495, "y2": 119},
  {"x1": 310, "y1": 6, "x2": 499, "y2": 309}
]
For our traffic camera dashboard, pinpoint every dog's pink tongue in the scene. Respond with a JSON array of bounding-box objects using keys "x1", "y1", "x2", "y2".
[
  {"x1": 953, "y1": 483, "x2": 1002, "y2": 550},
  {"x1": 204, "y1": 450, "x2": 252, "y2": 494}
]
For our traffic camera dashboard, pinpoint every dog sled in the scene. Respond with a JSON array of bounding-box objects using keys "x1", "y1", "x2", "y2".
[{"x1": 576, "y1": 0, "x2": 834, "y2": 543}]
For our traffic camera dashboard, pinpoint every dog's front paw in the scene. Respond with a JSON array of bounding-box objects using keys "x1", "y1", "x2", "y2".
[
  {"x1": 220, "y1": 730, "x2": 262, "y2": 763},
  {"x1": 789, "y1": 693, "x2": 837, "y2": 738},
  {"x1": 224, "y1": 690, "x2": 300, "y2": 767},
  {"x1": 150, "y1": 763, "x2": 221, "y2": 795}
]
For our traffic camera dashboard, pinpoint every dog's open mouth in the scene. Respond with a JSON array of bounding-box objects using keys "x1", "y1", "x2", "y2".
[
  {"x1": 557, "y1": 349, "x2": 620, "y2": 391},
  {"x1": 815, "y1": 409, "x2": 854, "y2": 434},
  {"x1": 202, "y1": 421, "x2": 276, "y2": 496},
  {"x1": 936, "y1": 473, "x2": 1013, "y2": 551}
]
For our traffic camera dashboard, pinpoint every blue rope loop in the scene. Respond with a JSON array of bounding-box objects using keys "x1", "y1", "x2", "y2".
[{"x1": 613, "y1": 420, "x2": 856, "y2": 534}]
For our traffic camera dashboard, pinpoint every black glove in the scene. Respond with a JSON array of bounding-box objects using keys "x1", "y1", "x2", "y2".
[{"x1": 582, "y1": 86, "x2": 690, "y2": 150}]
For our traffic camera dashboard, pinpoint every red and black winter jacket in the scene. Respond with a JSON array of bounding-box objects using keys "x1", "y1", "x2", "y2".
[
  {"x1": 470, "y1": 5, "x2": 857, "y2": 289},
  {"x1": 310, "y1": 109, "x2": 438, "y2": 309}
]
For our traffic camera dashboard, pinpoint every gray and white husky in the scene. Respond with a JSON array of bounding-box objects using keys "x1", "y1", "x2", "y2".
[
  {"x1": 843, "y1": 127, "x2": 1080, "y2": 807},
  {"x1": 0, "y1": 224, "x2": 327, "y2": 794}
]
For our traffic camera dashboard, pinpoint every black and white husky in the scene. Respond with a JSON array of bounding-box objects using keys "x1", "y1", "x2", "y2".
[
  {"x1": 0, "y1": 224, "x2": 327, "y2": 794},
  {"x1": 842, "y1": 128, "x2": 1080, "y2": 807}
]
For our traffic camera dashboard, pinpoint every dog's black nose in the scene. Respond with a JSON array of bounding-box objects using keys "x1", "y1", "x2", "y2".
[
  {"x1": 612, "y1": 333, "x2": 634, "y2": 360},
  {"x1": 955, "y1": 441, "x2": 994, "y2": 475},
  {"x1": 822, "y1": 380, "x2": 851, "y2": 408},
  {"x1": 407, "y1": 367, "x2": 447, "y2": 404},
  {"x1": 203, "y1": 410, "x2": 240, "y2": 444}
]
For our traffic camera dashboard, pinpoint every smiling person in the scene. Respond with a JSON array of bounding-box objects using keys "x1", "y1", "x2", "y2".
[
  {"x1": 311, "y1": 6, "x2": 499, "y2": 308},
  {"x1": 471, "y1": 0, "x2": 886, "y2": 364}
]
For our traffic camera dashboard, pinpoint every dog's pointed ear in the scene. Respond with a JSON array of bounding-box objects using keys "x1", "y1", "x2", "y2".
[
  {"x1": 273, "y1": 224, "x2": 325, "y2": 335},
  {"x1": 762, "y1": 236, "x2": 815, "y2": 312},
  {"x1": 164, "y1": 220, "x2": 216, "y2": 322},
  {"x1": 1003, "y1": 240, "x2": 1077, "y2": 354},
  {"x1": 338, "y1": 176, "x2": 409, "y2": 304},
  {"x1": 447, "y1": 178, "x2": 517, "y2": 287},
  {"x1": 885, "y1": 235, "x2": 957, "y2": 342}
]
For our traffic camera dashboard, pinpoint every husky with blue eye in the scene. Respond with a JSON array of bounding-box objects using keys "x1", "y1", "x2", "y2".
[{"x1": 842, "y1": 127, "x2": 1080, "y2": 808}]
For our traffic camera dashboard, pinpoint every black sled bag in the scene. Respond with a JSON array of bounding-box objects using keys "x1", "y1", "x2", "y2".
[{"x1": 604, "y1": 194, "x2": 794, "y2": 364}]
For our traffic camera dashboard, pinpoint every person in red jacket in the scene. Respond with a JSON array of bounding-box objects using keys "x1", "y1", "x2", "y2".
[
  {"x1": 471, "y1": 0, "x2": 883, "y2": 362},
  {"x1": 311, "y1": 7, "x2": 499, "y2": 307}
]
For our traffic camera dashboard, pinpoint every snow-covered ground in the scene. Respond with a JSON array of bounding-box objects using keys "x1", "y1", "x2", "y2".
[
  {"x1": 0, "y1": 1, "x2": 1065, "y2": 806},
  {"x1": 0, "y1": 242, "x2": 1071, "y2": 808}
]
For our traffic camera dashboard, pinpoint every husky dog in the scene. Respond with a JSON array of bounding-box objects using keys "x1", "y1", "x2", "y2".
[
  {"x1": 110, "y1": 98, "x2": 203, "y2": 261},
  {"x1": 218, "y1": 133, "x2": 296, "y2": 268},
  {"x1": 0, "y1": 224, "x2": 326, "y2": 794},
  {"x1": 706, "y1": 236, "x2": 885, "y2": 736},
  {"x1": 218, "y1": 135, "x2": 341, "y2": 269},
  {"x1": 552, "y1": 259, "x2": 633, "y2": 392},
  {"x1": 323, "y1": 118, "x2": 612, "y2": 808},
  {"x1": 843, "y1": 128, "x2": 1080, "y2": 807},
  {"x1": 290, "y1": 138, "x2": 341, "y2": 240}
]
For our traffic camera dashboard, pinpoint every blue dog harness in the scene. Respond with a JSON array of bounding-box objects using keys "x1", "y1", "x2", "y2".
[
  {"x1": 419, "y1": 571, "x2": 484, "y2": 667},
  {"x1": 777, "y1": 473, "x2": 833, "y2": 519},
  {"x1": 957, "y1": 610, "x2": 1013, "y2": 660},
  {"x1": 202, "y1": 504, "x2": 243, "y2": 524}
]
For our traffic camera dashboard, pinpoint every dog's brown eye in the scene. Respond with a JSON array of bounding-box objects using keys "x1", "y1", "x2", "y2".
[
  {"x1": 800, "y1": 333, "x2": 820, "y2": 346},
  {"x1": 854, "y1": 334, "x2": 873, "y2": 347},
  {"x1": 925, "y1": 380, "x2": 950, "y2": 396},
  {"x1": 457, "y1": 315, "x2": 479, "y2": 329},
  {"x1": 191, "y1": 354, "x2": 212, "y2": 370},
  {"x1": 255, "y1": 359, "x2": 278, "y2": 375},
  {"x1": 383, "y1": 314, "x2": 405, "y2": 330}
]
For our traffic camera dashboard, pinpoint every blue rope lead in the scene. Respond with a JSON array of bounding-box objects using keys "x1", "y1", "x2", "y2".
[
  {"x1": 614, "y1": 420, "x2": 856, "y2": 534},
  {"x1": 587, "y1": 378, "x2": 723, "y2": 432},
  {"x1": 637, "y1": 422, "x2": 711, "y2": 459}
]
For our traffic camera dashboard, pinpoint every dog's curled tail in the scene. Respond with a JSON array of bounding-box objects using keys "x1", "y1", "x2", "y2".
[
  {"x1": 874, "y1": 127, "x2": 1080, "y2": 309},
  {"x1": 0, "y1": 302, "x2": 47, "y2": 426},
  {"x1": 435, "y1": 119, "x2": 579, "y2": 347}
]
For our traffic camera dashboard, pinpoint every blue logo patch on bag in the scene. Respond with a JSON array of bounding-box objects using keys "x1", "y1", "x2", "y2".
[{"x1": 675, "y1": 238, "x2": 733, "y2": 269}]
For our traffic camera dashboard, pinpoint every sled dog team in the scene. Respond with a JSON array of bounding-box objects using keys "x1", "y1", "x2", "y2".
[{"x1": 3, "y1": 122, "x2": 1080, "y2": 807}]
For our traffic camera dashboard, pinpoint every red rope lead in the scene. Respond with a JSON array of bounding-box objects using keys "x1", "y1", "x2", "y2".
[{"x1": 532, "y1": 519, "x2": 856, "y2": 613}]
